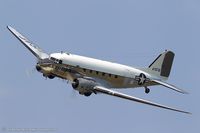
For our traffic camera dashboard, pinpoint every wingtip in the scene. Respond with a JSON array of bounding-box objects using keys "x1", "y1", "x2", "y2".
[
  {"x1": 180, "y1": 89, "x2": 189, "y2": 95},
  {"x1": 184, "y1": 111, "x2": 192, "y2": 115},
  {"x1": 178, "y1": 109, "x2": 192, "y2": 114},
  {"x1": 188, "y1": 112, "x2": 192, "y2": 115},
  {"x1": 7, "y1": 25, "x2": 12, "y2": 31},
  {"x1": 183, "y1": 91, "x2": 189, "y2": 95}
]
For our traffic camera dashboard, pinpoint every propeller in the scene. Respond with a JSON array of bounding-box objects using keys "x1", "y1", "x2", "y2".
[
  {"x1": 25, "y1": 67, "x2": 37, "y2": 78},
  {"x1": 65, "y1": 79, "x2": 78, "y2": 98},
  {"x1": 70, "y1": 88, "x2": 77, "y2": 99}
]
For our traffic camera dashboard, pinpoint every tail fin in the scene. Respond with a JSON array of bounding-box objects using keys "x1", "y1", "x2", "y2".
[{"x1": 147, "y1": 50, "x2": 175, "y2": 80}]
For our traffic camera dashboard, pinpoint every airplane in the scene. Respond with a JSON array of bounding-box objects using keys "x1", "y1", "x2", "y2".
[{"x1": 7, "y1": 26, "x2": 191, "y2": 114}]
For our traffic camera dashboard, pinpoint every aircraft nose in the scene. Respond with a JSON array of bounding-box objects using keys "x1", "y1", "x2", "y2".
[{"x1": 36, "y1": 64, "x2": 42, "y2": 71}]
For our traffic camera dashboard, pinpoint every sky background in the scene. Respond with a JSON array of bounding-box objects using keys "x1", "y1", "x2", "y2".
[{"x1": 0, "y1": 0, "x2": 199, "y2": 133}]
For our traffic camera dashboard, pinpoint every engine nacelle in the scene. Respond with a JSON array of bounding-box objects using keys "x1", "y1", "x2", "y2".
[{"x1": 72, "y1": 78, "x2": 98, "y2": 96}]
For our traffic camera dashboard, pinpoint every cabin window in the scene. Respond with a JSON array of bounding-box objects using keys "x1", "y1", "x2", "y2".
[
  {"x1": 50, "y1": 57, "x2": 62, "y2": 64},
  {"x1": 115, "y1": 75, "x2": 118, "y2": 78},
  {"x1": 83, "y1": 68, "x2": 86, "y2": 72},
  {"x1": 102, "y1": 73, "x2": 105, "y2": 76},
  {"x1": 50, "y1": 57, "x2": 55, "y2": 61},
  {"x1": 96, "y1": 71, "x2": 99, "y2": 75},
  {"x1": 59, "y1": 60, "x2": 62, "y2": 64},
  {"x1": 90, "y1": 70, "x2": 93, "y2": 73},
  {"x1": 109, "y1": 74, "x2": 112, "y2": 77}
]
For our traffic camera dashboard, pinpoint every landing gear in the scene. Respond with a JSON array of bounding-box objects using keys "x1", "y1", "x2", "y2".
[
  {"x1": 48, "y1": 75, "x2": 55, "y2": 79},
  {"x1": 42, "y1": 74, "x2": 55, "y2": 79},
  {"x1": 84, "y1": 92, "x2": 92, "y2": 97},
  {"x1": 145, "y1": 87, "x2": 150, "y2": 94},
  {"x1": 78, "y1": 91, "x2": 92, "y2": 97}
]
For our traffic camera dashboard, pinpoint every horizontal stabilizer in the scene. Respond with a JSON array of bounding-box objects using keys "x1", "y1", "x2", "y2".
[{"x1": 152, "y1": 79, "x2": 188, "y2": 94}]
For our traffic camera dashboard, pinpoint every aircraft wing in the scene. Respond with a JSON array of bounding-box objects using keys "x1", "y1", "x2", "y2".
[
  {"x1": 152, "y1": 79, "x2": 188, "y2": 94},
  {"x1": 93, "y1": 86, "x2": 191, "y2": 114},
  {"x1": 7, "y1": 26, "x2": 49, "y2": 60}
]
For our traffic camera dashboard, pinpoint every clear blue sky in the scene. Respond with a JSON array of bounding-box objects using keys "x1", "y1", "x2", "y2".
[{"x1": 0, "y1": 0, "x2": 199, "y2": 133}]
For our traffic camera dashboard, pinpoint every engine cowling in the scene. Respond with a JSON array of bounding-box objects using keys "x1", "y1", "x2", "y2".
[{"x1": 72, "y1": 78, "x2": 98, "y2": 96}]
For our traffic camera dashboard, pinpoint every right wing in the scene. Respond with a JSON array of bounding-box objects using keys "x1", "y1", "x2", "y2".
[
  {"x1": 7, "y1": 26, "x2": 49, "y2": 60},
  {"x1": 94, "y1": 86, "x2": 191, "y2": 114}
]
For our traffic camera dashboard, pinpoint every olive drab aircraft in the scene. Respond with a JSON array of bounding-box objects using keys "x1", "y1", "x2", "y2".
[{"x1": 7, "y1": 26, "x2": 191, "y2": 114}]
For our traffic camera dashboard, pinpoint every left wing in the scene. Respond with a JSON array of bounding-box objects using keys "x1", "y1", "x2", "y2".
[
  {"x1": 94, "y1": 86, "x2": 191, "y2": 114},
  {"x1": 7, "y1": 26, "x2": 49, "y2": 60}
]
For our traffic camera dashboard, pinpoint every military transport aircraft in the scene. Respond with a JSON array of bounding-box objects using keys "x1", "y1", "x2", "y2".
[{"x1": 7, "y1": 26, "x2": 190, "y2": 114}]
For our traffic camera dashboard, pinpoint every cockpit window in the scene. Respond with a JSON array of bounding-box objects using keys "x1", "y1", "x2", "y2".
[
  {"x1": 50, "y1": 57, "x2": 62, "y2": 64},
  {"x1": 50, "y1": 57, "x2": 57, "y2": 61}
]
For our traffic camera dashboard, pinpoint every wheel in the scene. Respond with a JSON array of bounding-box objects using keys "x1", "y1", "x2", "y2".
[
  {"x1": 84, "y1": 92, "x2": 92, "y2": 97},
  {"x1": 48, "y1": 75, "x2": 55, "y2": 79},
  {"x1": 145, "y1": 88, "x2": 150, "y2": 94},
  {"x1": 43, "y1": 74, "x2": 47, "y2": 77}
]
